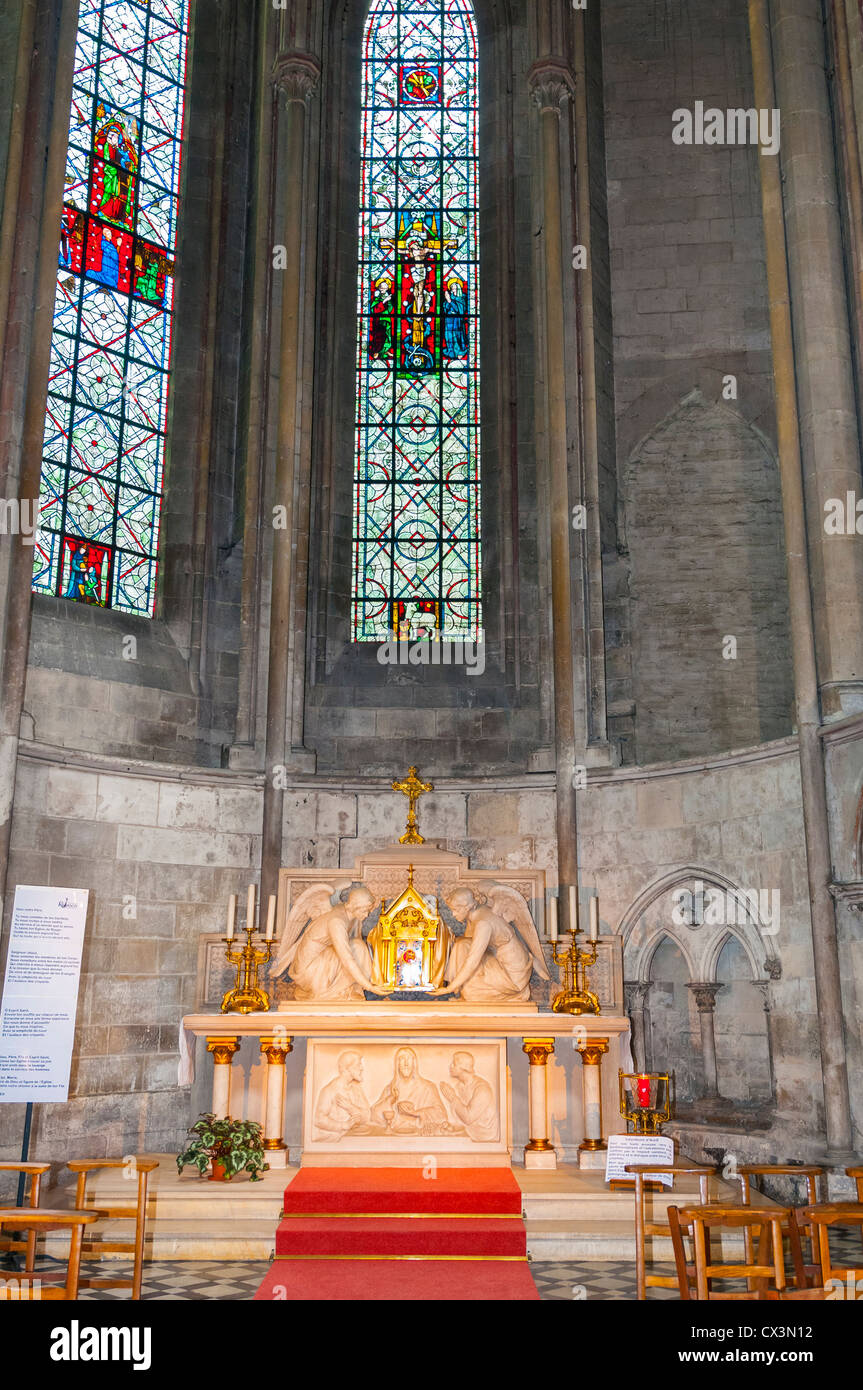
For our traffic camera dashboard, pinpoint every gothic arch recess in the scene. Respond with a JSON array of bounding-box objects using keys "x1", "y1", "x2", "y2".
[{"x1": 618, "y1": 865, "x2": 779, "y2": 985}]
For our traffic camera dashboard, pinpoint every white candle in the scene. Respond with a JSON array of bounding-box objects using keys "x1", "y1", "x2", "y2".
[
  {"x1": 548, "y1": 897, "x2": 558, "y2": 941},
  {"x1": 226, "y1": 893, "x2": 237, "y2": 941},
  {"x1": 265, "y1": 894, "x2": 276, "y2": 941},
  {"x1": 589, "y1": 896, "x2": 599, "y2": 941},
  {"x1": 569, "y1": 885, "x2": 578, "y2": 936},
  {"x1": 247, "y1": 883, "x2": 256, "y2": 934}
]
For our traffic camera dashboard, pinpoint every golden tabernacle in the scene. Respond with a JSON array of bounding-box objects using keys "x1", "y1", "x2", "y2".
[{"x1": 368, "y1": 865, "x2": 452, "y2": 991}]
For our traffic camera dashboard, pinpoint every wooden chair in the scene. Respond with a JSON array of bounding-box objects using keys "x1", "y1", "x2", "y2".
[
  {"x1": 792, "y1": 1202, "x2": 863, "y2": 1293},
  {"x1": 65, "y1": 1159, "x2": 159, "y2": 1300},
  {"x1": 738, "y1": 1164, "x2": 824, "y2": 1284},
  {"x1": 0, "y1": 1209, "x2": 97, "y2": 1299},
  {"x1": 668, "y1": 1203, "x2": 807, "y2": 1300},
  {"x1": 625, "y1": 1161, "x2": 716, "y2": 1300},
  {"x1": 847, "y1": 1168, "x2": 863, "y2": 1202},
  {"x1": 0, "y1": 1162, "x2": 52, "y2": 1274},
  {"x1": 737, "y1": 1164, "x2": 822, "y2": 1206}
]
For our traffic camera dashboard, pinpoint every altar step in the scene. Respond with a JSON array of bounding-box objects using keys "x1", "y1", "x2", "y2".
[
  {"x1": 39, "y1": 1156, "x2": 745, "y2": 1262},
  {"x1": 256, "y1": 1166, "x2": 540, "y2": 1300}
]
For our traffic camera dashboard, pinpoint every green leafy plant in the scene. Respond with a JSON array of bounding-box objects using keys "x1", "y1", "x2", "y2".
[{"x1": 176, "y1": 1114, "x2": 268, "y2": 1181}]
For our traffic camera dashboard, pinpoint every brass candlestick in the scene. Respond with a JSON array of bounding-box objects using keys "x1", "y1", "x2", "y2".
[
  {"x1": 551, "y1": 931, "x2": 601, "y2": 1015},
  {"x1": 221, "y1": 919, "x2": 273, "y2": 1014}
]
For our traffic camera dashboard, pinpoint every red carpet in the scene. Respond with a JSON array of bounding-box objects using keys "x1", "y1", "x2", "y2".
[{"x1": 254, "y1": 1167, "x2": 539, "y2": 1301}]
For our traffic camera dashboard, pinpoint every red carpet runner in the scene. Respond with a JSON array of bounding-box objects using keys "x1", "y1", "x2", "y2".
[{"x1": 255, "y1": 1167, "x2": 540, "y2": 1301}]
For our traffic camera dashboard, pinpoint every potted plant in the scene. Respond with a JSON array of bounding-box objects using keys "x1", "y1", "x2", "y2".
[{"x1": 176, "y1": 1114, "x2": 268, "y2": 1182}]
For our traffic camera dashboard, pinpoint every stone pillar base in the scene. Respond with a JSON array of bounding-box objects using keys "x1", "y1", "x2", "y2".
[
  {"x1": 525, "y1": 1147, "x2": 558, "y2": 1171},
  {"x1": 264, "y1": 1147, "x2": 289, "y2": 1170},
  {"x1": 578, "y1": 1149, "x2": 607, "y2": 1171}
]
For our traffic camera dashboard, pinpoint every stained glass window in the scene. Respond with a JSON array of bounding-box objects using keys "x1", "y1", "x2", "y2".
[
  {"x1": 32, "y1": 0, "x2": 190, "y2": 616},
  {"x1": 352, "y1": 0, "x2": 481, "y2": 642}
]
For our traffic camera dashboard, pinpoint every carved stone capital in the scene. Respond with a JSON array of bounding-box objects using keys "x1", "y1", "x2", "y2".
[
  {"x1": 688, "y1": 982, "x2": 724, "y2": 1012},
  {"x1": 261, "y1": 1035, "x2": 293, "y2": 1063},
  {"x1": 272, "y1": 51, "x2": 321, "y2": 104},
  {"x1": 528, "y1": 58, "x2": 575, "y2": 115},
  {"x1": 624, "y1": 980, "x2": 652, "y2": 1011},
  {"x1": 752, "y1": 980, "x2": 771, "y2": 1010},
  {"x1": 207, "y1": 1037, "x2": 240, "y2": 1065},
  {"x1": 523, "y1": 1037, "x2": 555, "y2": 1066},
  {"x1": 763, "y1": 956, "x2": 782, "y2": 980},
  {"x1": 578, "y1": 1039, "x2": 609, "y2": 1066}
]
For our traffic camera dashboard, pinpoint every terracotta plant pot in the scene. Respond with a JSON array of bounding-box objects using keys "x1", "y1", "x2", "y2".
[{"x1": 209, "y1": 1160, "x2": 229, "y2": 1182}]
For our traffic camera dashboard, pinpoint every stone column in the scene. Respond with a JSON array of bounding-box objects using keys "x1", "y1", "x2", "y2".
[
  {"x1": 207, "y1": 1037, "x2": 240, "y2": 1119},
  {"x1": 523, "y1": 1038, "x2": 556, "y2": 1169},
  {"x1": 624, "y1": 981, "x2": 652, "y2": 1072},
  {"x1": 769, "y1": 0, "x2": 863, "y2": 716},
  {"x1": 748, "y1": 0, "x2": 856, "y2": 1163},
  {"x1": 259, "y1": 50, "x2": 320, "y2": 911},
  {"x1": 753, "y1": 978, "x2": 777, "y2": 1105},
  {"x1": 260, "y1": 1034, "x2": 292, "y2": 1168},
  {"x1": 0, "y1": 0, "x2": 78, "y2": 914},
  {"x1": 528, "y1": 57, "x2": 580, "y2": 935},
  {"x1": 689, "y1": 985, "x2": 724, "y2": 1098},
  {"x1": 578, "y1": 1039, "x2": 609, "y2": 1163}
]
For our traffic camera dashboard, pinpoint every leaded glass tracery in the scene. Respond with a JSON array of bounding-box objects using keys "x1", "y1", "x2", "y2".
[
  {"x1": 33, "y1": 0, "x2": 190, "y2": 616},
  {"x1": 352, "y1": 0, "x2": 481, "y2": 642}
]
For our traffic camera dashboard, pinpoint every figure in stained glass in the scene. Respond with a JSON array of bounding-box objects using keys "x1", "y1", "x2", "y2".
[
  {"x1": 443, "y1": 276, "x2": 469, "y2": 359},
  {"x1": 368, "y1": 274, "x2": 394, "y2": 361},
  {"x1": 33, "y1": 1, "x2": 190, "y2": 617},
  {"x1": 353, "y1": 1, "x2": 481, "y2": 643},
  {"x1": 92, "y1": 110, "x2": 138, "y2": 228}
]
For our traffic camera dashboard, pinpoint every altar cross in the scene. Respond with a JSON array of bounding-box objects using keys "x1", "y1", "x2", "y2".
[{"x1": 392, "y1": 765, "x2": 433, "y2": 845}]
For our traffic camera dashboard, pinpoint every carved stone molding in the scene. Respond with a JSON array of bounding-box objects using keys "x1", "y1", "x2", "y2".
[
  {"x1": 528, "y1": 57, "x2": 575, "y2": 115},
  {"x1": 272, "y1": 51, "x2": 321, "y2": 103}
]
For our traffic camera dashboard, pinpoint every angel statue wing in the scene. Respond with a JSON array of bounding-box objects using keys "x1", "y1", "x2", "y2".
[
  {"x1": 270, "y1": 882, "x2": 344, "y2": 980},
  {"x1": 484, "y1": 884, "x2": 550, "y2": 980}
]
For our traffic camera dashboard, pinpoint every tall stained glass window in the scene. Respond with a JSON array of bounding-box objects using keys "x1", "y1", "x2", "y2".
[
  {"x1": 353, "y1": 0, "x2": 481, "y2": 642},
  {"x1": 33, "y1": 0, "x2": 190, "y2": 616}
]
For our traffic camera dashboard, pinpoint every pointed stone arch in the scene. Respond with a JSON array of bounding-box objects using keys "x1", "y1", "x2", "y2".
[
  {"x1": 618, "y1": 864, "x2": 779, "y2": 984},
  {"x1": 620, "y1": 388, "x2": 793, "y2": 762}
]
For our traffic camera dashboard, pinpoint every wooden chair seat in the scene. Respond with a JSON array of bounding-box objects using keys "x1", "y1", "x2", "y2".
[
  {"x1": 0, "y1": 1208, "x2": 97, "y2": 1300},
  {"x1": 625, "y1": 1161, "x2": 717, "y2": 1299}
]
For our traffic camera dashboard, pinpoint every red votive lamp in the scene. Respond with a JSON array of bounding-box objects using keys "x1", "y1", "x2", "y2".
[{"x1": 636, "y1": 1074, "x2": 651, "y2": 1108}]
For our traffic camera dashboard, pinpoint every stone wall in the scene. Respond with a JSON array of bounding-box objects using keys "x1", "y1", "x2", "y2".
[
  {"x1": 4, "y1": 733, "x2": 851, "y2": 1164},
  {"x1": 600, "y1": 0, "x2": 794, "y2": 761},
  {"x1": 579, "y1": 739, "x2": 847, "y2": 1157}
]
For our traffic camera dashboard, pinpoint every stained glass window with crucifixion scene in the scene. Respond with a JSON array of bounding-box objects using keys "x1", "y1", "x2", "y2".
[
  {"x1": 352, "y1": 0, "x2": 481, "y2": 642},
  {"x1": 32, "y1": 0, "x2": 190, "y2": 616}
]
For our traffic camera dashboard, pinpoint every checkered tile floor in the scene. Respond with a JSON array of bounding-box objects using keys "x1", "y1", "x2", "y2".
[
  {"x1": 14, "y1": 1228, "x2": 859, "y2": 1301},
  {"x1": 15, "y1": 1256, "x2": 646, "y2": 1301}
]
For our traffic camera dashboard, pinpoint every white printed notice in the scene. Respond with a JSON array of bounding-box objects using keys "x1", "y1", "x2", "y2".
[
  {"x1": 604, "y1": 1134, "x2": 676, "y2": 1187},
  {"x1": 0, "y1": 886, "x2": 88, "y2": 1103}
]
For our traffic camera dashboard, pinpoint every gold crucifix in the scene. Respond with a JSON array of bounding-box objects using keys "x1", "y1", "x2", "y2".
[{"x1": 392, "y1": 765, "x2": 433, "y2": 845}]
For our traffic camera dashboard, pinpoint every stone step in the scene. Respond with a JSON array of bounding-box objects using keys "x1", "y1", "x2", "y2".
[{"x1": 44, "y1": 1219, "x2": 278, "y2": 1262}]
